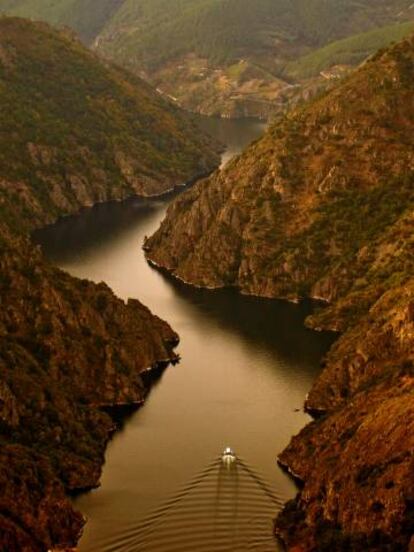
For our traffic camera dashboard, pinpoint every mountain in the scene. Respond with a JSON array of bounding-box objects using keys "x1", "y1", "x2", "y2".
[
  {"x1": 145, "y1": 35, "x2": 414, "y2": 550},
  {"x1": 0, "y1": 16, "x2": 219, "y2": 235},
  {"x1": 0, "y1": 0, "x2": 121, "y2": 42},
  {"x1": 0, "y1": 16, "x2": 218, "y2": 550},
  {"x1": 2, "y1": 0, "x2": 414, "y2": 118},
  {"x1": 92, "y1": 0, "x2": 414, "y2": 117},
  {"x1": 94, "y1": 0, "x2": 413, "y2": 68},
  {"x1": 283, "y1": 20, "x2": 414, "y2": 80}
]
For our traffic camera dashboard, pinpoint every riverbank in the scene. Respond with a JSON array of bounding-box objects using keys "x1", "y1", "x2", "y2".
[
  {"x1": 142, "y1": 36, "x2": 414, "y2": 550},
  {"x1": 34, "y1": 118, "x2": 335, "y2": 551},
  {"x1": 0, "y1": 226, "x2": 180, "y2": 551},
  {"x1": 41, "y1": 203, "x2": 334, "y2": 550},
  {"x1": 0, "y1": 19, "x2": 222, "y2": 547}
]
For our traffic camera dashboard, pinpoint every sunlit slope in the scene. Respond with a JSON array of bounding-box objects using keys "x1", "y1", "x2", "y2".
[
  {"x1": 0, "y1": 17, "x2": 219, "y2": 232},
  {"x1": 284, "y1": 20, "x2": 414, "y2": 79},
  {"x1": 96, "y1": 0, "x2": 414, "y2": 70},
  {"x1": 0, "y1": 0, "x2": 121, "y2": 42},
  {"x1": 2, "y1": 0, "x2": 414, "y2": 117}
]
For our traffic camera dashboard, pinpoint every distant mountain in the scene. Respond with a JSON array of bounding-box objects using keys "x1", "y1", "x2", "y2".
[
  {"x1": 146, "y1": 35, "x2": 414, "y2": 550},
  {"x1": 94, "y1": 0, "x2": 413, "y2": 68},
  {"x1": 0, "y1": 17, "x2": 219, "y2": 234},
  {"x1": 0, "y1": 16, "x2": 217, "y2": 550},
  {"x1": 0, "y1": 0, "x2": 121, "y2": 42},
  {"x1": 92, "y1": 0, "x2": 414, "y2": 117},
  {"x1": 2, "y1": 0, "x2": 414, "y2": 117},
  {"x1": 283, "y1": 20, "x2": 414, "y2": 79}
]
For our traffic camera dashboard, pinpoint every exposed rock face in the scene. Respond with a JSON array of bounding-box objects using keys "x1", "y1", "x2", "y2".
[
  {"x1": 0, "y1": 16, "x2": 208, "y2": 552},
  {"x1": 0, "y1": 445, "x2": 84, "y2": 552},
  {"x1": 0, "y1": 233, "x2": 178, "y2": 411},
  {"x1": 277, "y1": 374, "x2": 414, "y2": 551},
  {"x1": 0, "y1": 230, "x2": 179, "y2": 550},
  {"x1": 307, "y1": 281, "x2": 414, "y2": 413},
  {"x1": 146, "y1": 36, "x2": 414, "y2": 549},
  {"x1": 146, "y1": 39, "x2": 414, "y2": 300},
  {"x1": 0, "y1": 227, "x2": 178, "y2": 486},
  {"x1": 0, "y1": 17, "x2": 220, "y2": 234}
]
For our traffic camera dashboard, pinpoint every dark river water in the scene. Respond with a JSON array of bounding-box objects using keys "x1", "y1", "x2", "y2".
[{"x1": 35, "y1": 118, "x2": 334, "y2": 552}]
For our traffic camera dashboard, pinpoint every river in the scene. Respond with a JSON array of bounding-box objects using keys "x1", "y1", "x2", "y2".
[{"x1": 35, "y1": 117, "x2": 334, "y2": 552}]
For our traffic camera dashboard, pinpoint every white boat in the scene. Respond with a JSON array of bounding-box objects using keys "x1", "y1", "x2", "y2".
[{"x1": 222, "y1": 447, "x2": 236, "y2": 464}]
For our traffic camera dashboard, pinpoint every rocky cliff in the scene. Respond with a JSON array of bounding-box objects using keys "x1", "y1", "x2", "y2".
[
  {"x1": 146, "y1": 36, "x2": 414, "y2": 549},
  {"x1": 0, "y1": 227, "x2": 179, "y2": 551},
  {"x1": 0, "y1": 17, "x2": 219, "y2": 234},
  {"x1": 0, "y1": 16, "x2": 217, "y2": 551}
]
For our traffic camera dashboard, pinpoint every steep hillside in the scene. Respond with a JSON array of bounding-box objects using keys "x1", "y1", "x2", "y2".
[
  {"x1": 283, "y1": 20, "x2": 414, "y2": 80},
  {"x1": 92, "y1": 0, "x2": 414, "y2": 117},
  {"x1": 0, "y1": 0, "x2": 121, "y2": 42},
  {"x1": 3, "y1": 0, "x2": 413, "y2": 65},
  {"x1": 0, "y1": 16, "x2": 216, "y2": 551},
  {"x1": 2, "y1": 0, "x2": 414, "y2": 118},
  {"x1": 0, "y1": 227, "x2": 178, "y2": 551},
  {"x1": 146, "y1": 36, "x2": 414, "y2": 549},
  {"x1": 146, "y1": 36, "x2": 414, "y2": 303},
  {"x1": 0, "y1": 16, "x2": 219, "y2": 235}
]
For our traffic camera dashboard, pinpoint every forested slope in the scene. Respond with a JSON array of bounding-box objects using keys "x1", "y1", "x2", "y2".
[
  {"x1": 0, "y1": 17, "x2": 219, "y2": 234},
  {"x1": 2, "y1": 0, "x2": 414, "y2": 117},
  {"x1": 0, "y1": 16, "x2": 218, "y2": 551}
]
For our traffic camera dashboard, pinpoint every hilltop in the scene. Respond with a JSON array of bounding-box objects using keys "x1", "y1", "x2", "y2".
[
  {"x1": 94, "y1": 0, "x2": 413, "y2": 69},
  {"x1": 146, "y1": 36, "x2": 414, "y2": 549},
  {"x1": 283, "y1": 20, "x2": 414, "y2": 80}
]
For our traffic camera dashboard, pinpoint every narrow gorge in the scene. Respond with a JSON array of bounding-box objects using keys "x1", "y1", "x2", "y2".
[
  {"x1": 0, "y1": 7, "x2": 412, "y2": 552},
  {"x1": 35, "y1": 118, "x2": 334, "y2": 552}
]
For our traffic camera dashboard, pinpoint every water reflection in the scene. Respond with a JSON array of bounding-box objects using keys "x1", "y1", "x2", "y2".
[
  {"x1": 34, "y1": 117, "x2": 334, "y2": 552},
  {"x1": 197, "y1": 117, "x2": 267, "y2": 167},
  {"x1": 157, "y1": 276, "x2": 331, "y2": 372}
]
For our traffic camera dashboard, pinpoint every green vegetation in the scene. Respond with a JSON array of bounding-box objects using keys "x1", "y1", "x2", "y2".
[
  {"x1": 96, "y1": 0, "x2": 414, "y2": 70},
  {"x1": 146, "y1": 32, "x2": 414, "y2": 324},
  {"x1": 0, "y1": 17, "x2": 218, "y2": 233},
  {"x1": 268, "y1": 170, "x2": 414, "y2": 311},
  {"x1": 146, "y1": 33, "x2": 414, "y2": 552},
  {"x1": 284, "y1": 21, "x2": 414, "y2": 79},
  {"x1": 2, "y1": 0, "x2": 413, "y2": 70},
  {"x1": 0, "y1": 0, "x2": 121, "y2": 42},
  {"x1": 0, "y1": 17, "x2": 201, "y2": 539},
  {"x1": 0, "y1": 227, "x2": 178, "y2": 548},
  {"x1": 2, "y1": 1, "x2": 413, "y2": 118},
  {"x1": 316, "y1": 174, "x2": 413, "y2": 259}
]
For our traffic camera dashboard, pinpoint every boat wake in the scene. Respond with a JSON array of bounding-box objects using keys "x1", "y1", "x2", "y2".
[{"x1": 98, "y1": 455, "x2": 285, "y2": 551}]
